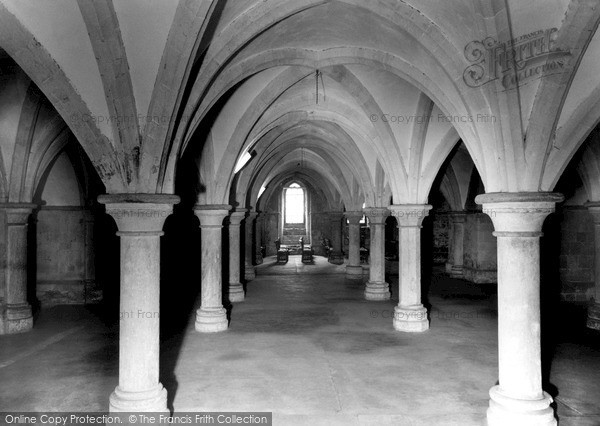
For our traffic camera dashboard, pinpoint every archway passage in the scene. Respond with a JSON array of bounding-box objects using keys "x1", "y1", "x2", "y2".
[
  {"x1": 281, "y1": 182, "x2": 308, "y2": 251},
  {"x1": 1, "y1": 1, "x2": 600, "y2": 425}
]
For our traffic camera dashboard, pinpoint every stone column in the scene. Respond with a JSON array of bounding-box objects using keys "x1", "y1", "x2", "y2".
[
  {"x1": 98, "y1": 194, "x2": 179, "y2": 412},
  {"x1": 228, "y1": 209, "x2": 247, "y2": 303},
  {"x1": 244, "y1": 211, "x2": 258, "y2": 280},
  {"x1": 83, "y1": 208, "x2": 99, "y2": 303},
  {"x1": 446, "y1": 211, "x2": 466, "y2": 277},
  {"x1": 389, "y1": 205, "x2": 432, "y2": 332},
  {"x1": 255, "y1": 214, "x2": 264, "y2": 265},
  {"x1": 344, "y1": 211, "x2": 363, "y2": 279},
  {"x1": 363, "y1": 207, "x2": 390, "y2": 300},
  {"x1": 584, "y1": 202, "x2": 600, "y2": 330},
  {"x1": 194, "y1": 205, "x2": 231, "y2": 333},
  {"x1": 0, "y1": 203, "x2": 36, "y2": 334},
  {"x1": 328, "y1": 212, "x2": 344, "y2": 265},
  {"x1": 477, "y1": 192, "x2": 562, "y2": 426}
]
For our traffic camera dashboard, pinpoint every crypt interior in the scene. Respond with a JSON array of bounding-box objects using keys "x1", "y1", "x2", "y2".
[{"x1": 0, "y1": 0, "x2": 600, "y2": 425}]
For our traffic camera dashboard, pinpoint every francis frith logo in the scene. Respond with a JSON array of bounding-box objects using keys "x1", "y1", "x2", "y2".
[{"x1": 463, "y1": 28, "x2": 571, "y2": 90}]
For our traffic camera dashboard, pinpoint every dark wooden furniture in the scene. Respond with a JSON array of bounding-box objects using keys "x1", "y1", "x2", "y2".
[
  {"x1": 277, "y1": 248, "x2": 289, "y2": 264},
  {"x1": 301, "y1": 245, "x2": 314, "y2": 264}
]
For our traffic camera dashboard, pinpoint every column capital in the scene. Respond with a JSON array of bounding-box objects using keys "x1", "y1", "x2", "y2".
[
  {"x1": 363, "y1": 207, "x2": 390, "y2": 224},
  {"x1": 0, "y1": 203, "x2": 37, "y2": 224},
  {"x1": 98, "y1": 194, "x2": 179, "y2": 234},
  {"x1": 389, "y1": 204, "x2": 432, "y2": 227},
  {"x1": 475, "y1": 192, "x2": 563, "y2": 235},
  {"x1": 448, "y1": 211, "x2": 467, "y2": 223},
  {"x1": 194, "y1": 204, "x2": 231, "y2": 227},
  {"x1": 229, "y1": 209, "x2": 248, "y2": 226},
  {"x1": 247, "y1": 210, "x2": 259, "y2": 221},
  {"x1": 344, "y1": 211, "x2": 363, "y2": 224}
]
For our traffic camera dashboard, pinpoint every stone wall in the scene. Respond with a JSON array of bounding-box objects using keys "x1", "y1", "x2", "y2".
[
  {"x1": 558, "y1": 207, "x2": 595, "y2": 302},
  {"x1": 261, "y1": 212, "x2": 280, "y2": 257},
  {"x1": 432, "y1": 212, "x2": 449, "y2": 265},
  {"x1": 34, "y1": 151, "x2": 97, "y2": 306},
  {"x1": 463, "y1": 212, "x2": 497, "y2": 283},
  {"x1": 35, "y1": 207, "x2": 97, "y2": 305}
]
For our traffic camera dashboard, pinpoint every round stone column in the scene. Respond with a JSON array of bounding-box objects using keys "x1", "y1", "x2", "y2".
[
  {"x1": 83, "y1": 208, "x2": 98, "y2": 303},
  {"x1": 255, "y1": 215, "x2": 264, "y2": 265},
  {"x1": 98, "y1": 194, "x2": 179, "y2": 413},
  {"x1": 228, "y1": 209, "x2": 247, "y2": 303},
  {"x1": 389, "y1": 205, "x2": 432, "y2": 332},
  {"x1": 0, "y1": 203, "x2": 36, "y2": 334},
  {"x1": 344, "y1": 211, "x2": 363, "y2": 278},
  {"x1": 244, "y1": 211, "x2": 258, "y2": 281},
  {"x1": 447, "y1": 211, "x2": 466, "y2": 277},
  {"x1": 584, "y1": 202, "x2": 600, "y2": 329},
  {"x1": 476, "y1": 192, "x2": 562, "y2": 426},
  {"x1": 363, "y1": 207, "x2": 390, "y2": 300},
  {"x1": 194, "y1": 205, "x2": 231, "y2": 333},
  {"x1": 328, "y1": 212, "x2": 345, "y2": 265}
]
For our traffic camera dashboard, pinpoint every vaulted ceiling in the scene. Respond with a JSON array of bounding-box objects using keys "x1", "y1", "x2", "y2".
[{"x1": 1, "y1": 0, "x2": 599, "y2": 208}]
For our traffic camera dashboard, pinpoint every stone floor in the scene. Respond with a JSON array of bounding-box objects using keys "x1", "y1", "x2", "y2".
[{"x1": 0, "y1": 256, "x2": 599, "y2": 425}]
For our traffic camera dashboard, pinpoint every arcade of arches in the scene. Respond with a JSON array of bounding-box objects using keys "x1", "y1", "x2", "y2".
[{"x1": 0, "y1": 1, "x2": 600, "y2": 425}]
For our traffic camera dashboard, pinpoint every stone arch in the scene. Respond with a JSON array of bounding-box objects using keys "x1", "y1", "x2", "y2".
[{"x1": 0, "y1": 3, "x2": 122, "y2": 191}]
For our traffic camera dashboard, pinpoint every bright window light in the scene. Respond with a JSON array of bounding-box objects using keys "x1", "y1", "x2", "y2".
[
  {"x1": 234, "y1": 151, "x2": 252, "y2": 173},
  {"x1": 285, "y1": 183, "x2": 304, "y2": 224}
]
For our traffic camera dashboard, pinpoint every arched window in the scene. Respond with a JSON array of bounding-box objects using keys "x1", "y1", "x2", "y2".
[{"x1": 284, "y1": 183, "x2": 305, "y2": 224}]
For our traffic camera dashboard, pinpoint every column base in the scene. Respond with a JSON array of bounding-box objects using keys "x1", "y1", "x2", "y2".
[
  {"x1": 328, "y1": 252, "x2": 344, "y2": 265},
  {"x1": 345, "y1": 265, "x2": 363, "y2": 279},
  {"x1": 487, "y1": 386, "x2": 556, "y2": 426},
  {"x1": 445, "y1": 262, "x2": 453, "y2": 273},
  {"x1": 244, "y1": 266, "x2": 256, "y2": 281},
  {"x1": 195, "y1": 307, "x2": 228, "y2": 333},
  {"x1": 586, "y1": 303, "x2": 600, "y2": 330},
  {"x1": 393, "y1": 305, "x2": 429, "y2": 332},
  {"x1": 2, "y1": 303, "x2": 33, "y2": 334},
  {"x1": 109, "y1": 384, "x2": 168, "y2": 412},
  {"x1": 364, "y1": 282, "x2": 391, "y2": 300},
  {"x1": 228, "y1": 283, "x2": 245, "y2": 303}
]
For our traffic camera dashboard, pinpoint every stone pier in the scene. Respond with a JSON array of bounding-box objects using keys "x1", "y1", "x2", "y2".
[
  {"x1": 363, "y1": 207, "x2": 390, "y2": 300},
  {"x1": 245, "y1": 211, "x2": 258, "y2": 280},
  {"x1": 0, "y1": 203, "x2": 36, "y2": 335},
  {"x1": 99, "y1": 194, "x2": 179, "y2": 412},
  {"x1": 194, "y1": 205, "x2": 231, "y2": 333},
  {"x1": 477, "y1": 192, "x2": 562, "y2": 426},
  {"x1": 344, "y1": 211, "x2": 363, "y2": 278},
  {"x1": 228, "y1": 209, "x2": 247, "y2": 303},
  {"x1": 390, "y1": 204, "x2": 432, "y2": 332},
  {"x1": 446, "y1": 211, "x2": 466, "y2": 277}
]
